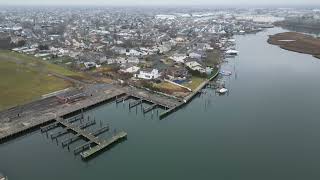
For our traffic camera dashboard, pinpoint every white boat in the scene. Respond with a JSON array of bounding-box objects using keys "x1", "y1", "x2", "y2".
[
  {"x1": 217, "y1": 88, "x2": 228, "y2": 94},
  {"x1": 0, "y1": 173, "x2": 7, "y2": 180},
  {"x1": 220, "y1": 70, "x2": 232, "y2": 76},
  {"x1": 225, "y1": 49, "x2": 239, "y2": 55}
]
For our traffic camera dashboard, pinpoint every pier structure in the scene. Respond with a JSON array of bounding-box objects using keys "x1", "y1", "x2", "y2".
[
  {"x1": 80, "y1": 131, "x2": 127, "y2": 159},
  {"x1": 0, "y1": 86, "x2": 126, "y2": 143},
  {"x1": 0, "y1": 70, "x2": 219, "y2": 144},
  {"x1": 41, "y1": 117, "x2": 127, "y2": 159},
  {"x1": 129, "y1": 99, "x2": 143, "y2": 109},
  {"x1": 128, "y1": 93, "x2": 175, "y2": 110},
  {"x1": 115, "y1": 95, "x2": 130, "y2": 104},
  {"x1": 61, "y1": 126, "x2": 109, "y2": 147},
  {"x1": 143, "y1": 104, "x2": 158, "y2": 114}
]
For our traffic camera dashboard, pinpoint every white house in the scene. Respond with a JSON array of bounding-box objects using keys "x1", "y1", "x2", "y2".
[
  {"x1": 189, "y1": 52, "x2": 202, "y2": 59},
  {"x1": 127, "y1": 56, "x2": 139, "y2": 64},
  {"x1": 121, "y1": 66, "x2": 140, "y2": 73},
  {"x1": 170, "y1": 54, "x2": 187, "y2": 63},
  {"x1": 111, "y1": 46, "x2": 126, "y2": 55},
  {"x1": 135, "y1": 69, "x2": 160, "y2": 80},
  {"x1": 126, "y1": 49, "x2": 141, "y2": 56},
  {"x1": 185, "y1": 61, "x2": 206, "y2": 73},
  {"x1": 84, "y1": 62, "x2": 97, "y2": 69}
]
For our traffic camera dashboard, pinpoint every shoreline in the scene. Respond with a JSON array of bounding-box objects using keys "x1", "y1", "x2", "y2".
[{"x1": 267, "y1": 32, "x2": 320, "y2": 59}]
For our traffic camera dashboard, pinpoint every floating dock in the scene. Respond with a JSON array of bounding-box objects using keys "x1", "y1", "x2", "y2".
[
  {"x1": 41, "y1": 117, "x2": 126, "y2": 159},
  {"x1": 80, "y1": 131, "x2": 127, "y2": 159},
  {"x1": 61, "y1": 126, "x2": 109, "y2": 147}
]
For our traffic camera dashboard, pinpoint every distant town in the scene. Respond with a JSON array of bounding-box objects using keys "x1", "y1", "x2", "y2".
[
  {"x1": 0, "y1": 8, "x2": 277, "y2": 102},
  {"x1": 1, "y1": 7, "x2": 319, "y2": 100}
]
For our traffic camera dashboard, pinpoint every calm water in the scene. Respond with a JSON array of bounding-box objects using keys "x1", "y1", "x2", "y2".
[{"x1": 1, "y1": 28, "x2": 320, "y2": 180}]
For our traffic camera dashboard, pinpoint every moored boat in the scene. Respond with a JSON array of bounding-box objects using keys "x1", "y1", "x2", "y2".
[
  {"x1": 217, "y1": 87, "x2": 228, "y2": 94},
  {"x1": 220, "y1": 70, "x2": 232, "y2": 76},
  {"x1": 225, "y1": 49, "x2": 239, "y2": 55},
  {"x1": 0, "y1": 173, "x2": 7, "y2": 180}
]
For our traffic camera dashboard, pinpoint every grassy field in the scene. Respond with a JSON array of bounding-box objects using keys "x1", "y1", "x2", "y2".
[
  {"x1": 205, "y1": 50, "x2": 221, "y2": 67},
  {"x1": 183, "y1": 76, "x2": 206, "y2": 91},
  {"x1": 0, "y1": 50, "x2": 83, "y2": 110}
]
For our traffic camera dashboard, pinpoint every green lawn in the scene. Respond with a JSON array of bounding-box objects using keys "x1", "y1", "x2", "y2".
[
  {"x1": 205, "y1": 50, "x2": 221, "y2": 67},
  {"x1": 0, "y1": 50, "x2": 82, "y2": 110},
  {"x1": 183, "y1": 76, "x2": 206, "y2": 91}
]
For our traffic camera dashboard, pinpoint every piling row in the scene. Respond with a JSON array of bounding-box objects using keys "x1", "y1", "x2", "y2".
[{"x1": 129, "y1": 99, "x2": 142, "y2": 109}]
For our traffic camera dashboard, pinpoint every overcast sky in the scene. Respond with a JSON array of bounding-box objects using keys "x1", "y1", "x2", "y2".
[{"x1": 1, "y1": 0, "x2": 319, "y2": 6}]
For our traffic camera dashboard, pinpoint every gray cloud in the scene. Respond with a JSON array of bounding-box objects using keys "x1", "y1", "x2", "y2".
[{"x1": 1, "y1": 0, "x2": 320, "y2": 6}]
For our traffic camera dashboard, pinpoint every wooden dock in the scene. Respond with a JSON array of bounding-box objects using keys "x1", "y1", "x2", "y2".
[
  {"x1": 129, "y1": 94, "x2": 172, "y2": 109},
  {"x1": 61, "y1": 126, "x2": 109, "y2": 147},
  {"x1": 41, "y1": 117, "x2": 126, "y2": 159},
  {"x1": 116, "y1": 95, "x2": 129, "y2": 104},
  {"x1": 67, "y1": 114, "x2": 83, "y2": 123},
  {"x1": 143, "y1": 104, "x2": 158, "y2": 114},
  {"x1": 80, "y1": 131, "x2": 127, "y2": 159},
  {"x1": 55, "y1": 118, "x2": 101, "y2": 145},
  {"x1": 129, "y1": 99, "x2": 142, "y2": 109},
  {"x1": 0, "y1": 88, "x2": 125, "y2": 143},
  {"x1": 40, "y1": 122, "x2": 59, "y2": 132}
]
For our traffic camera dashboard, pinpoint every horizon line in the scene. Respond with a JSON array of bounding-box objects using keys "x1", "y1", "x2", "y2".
[{"x1": 1, "y1": 3, "x2": 320, "y2": 8}]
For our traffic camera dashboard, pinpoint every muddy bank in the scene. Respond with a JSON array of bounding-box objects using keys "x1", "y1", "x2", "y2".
[{"x1": 268, "y1": 32, "x2": 320, "y2": 59}]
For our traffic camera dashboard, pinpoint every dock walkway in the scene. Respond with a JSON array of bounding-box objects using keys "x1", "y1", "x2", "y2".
[
  {"x1": 0, "y1": 87, "x2": 125, "y2": 143},
  {"x1": 55, "y1": 118, "x2": 101, "y2": 145},
  {"x1": 80, "y1": 131, "x2": 127, "y2": 159},
  {"x1": 44, "y1": 117, "x2": 126, "y2": 159}
]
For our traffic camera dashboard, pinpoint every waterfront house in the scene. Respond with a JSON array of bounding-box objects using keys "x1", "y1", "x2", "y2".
[
  {"x1": 170, "y1": 54, "x2": 188, "y2": 63},
  {"x1": 127, "y1": 56, "x2": 140, "y2": 64},
  {"x1": 84, "y1": 62, "x2": 97, "y2": 69},
  {"x1": 185, "y1": 61, "x2": 206, "y2": 73},
  {"x1": 135, "y1": 68, "x2": 160, "y2": 80},
  {"x1": 189, "y1": 52, "x2": 202, "y2": 60},
  {"x1": 121, "y1": 66, "x2": 140, "y2": 73}
]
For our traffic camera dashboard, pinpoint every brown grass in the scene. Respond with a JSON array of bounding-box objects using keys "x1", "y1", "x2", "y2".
[
  {"x1": 268, "y1": 32, "x2": 320, "y2": 57},
  {"x1": 153, "y1": 82, "x2": 188, "y2": 94}
]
